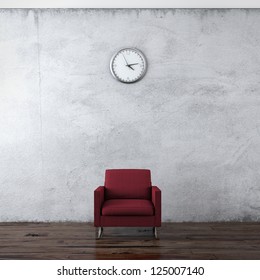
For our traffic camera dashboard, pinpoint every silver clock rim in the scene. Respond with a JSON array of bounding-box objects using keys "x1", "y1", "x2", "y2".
[{"x1": 110, "y1": 47, "x2": 147, "y2": 83}]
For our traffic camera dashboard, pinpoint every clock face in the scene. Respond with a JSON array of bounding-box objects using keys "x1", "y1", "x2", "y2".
[{"x1": 110, "y1": 48, "x2": 147, "y2": 83}]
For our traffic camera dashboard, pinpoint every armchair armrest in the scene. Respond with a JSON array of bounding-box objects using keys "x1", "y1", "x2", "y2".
[
  {"x1": 152, "y1": 186, "x2": 161, "y2": 226},
  {"x1": 94, "y1": 186, "x2": 105, "y2": 227}
]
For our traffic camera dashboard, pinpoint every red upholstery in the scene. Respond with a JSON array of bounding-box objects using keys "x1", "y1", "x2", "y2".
[
  {"x1": 94, "y1": 169, "x2": 161, "y2": 228},
  {"x1": 100, "y1": 216, "x2": 157, "y2": 227},
  {"x1": 94, "y1": 186, "x2": 104, "y2": 227},
  {"x1": 105, "y1": 169, "x2": 151, "y2": 199},
  {"x1": 102, "y1": 199, "x2": 154, "y2": 216},
  {"x1": 152, "y1": 186, "x2": 161, "y2": 226}
]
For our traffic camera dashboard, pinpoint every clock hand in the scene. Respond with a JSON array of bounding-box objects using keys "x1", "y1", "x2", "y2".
[
  {"x1": 122, "y1": 53, "x2": 129, "y2": 66},
  {"x1": 122, "y1": 53, "x2": 135, "y2": 70},
  {"x1": 127, "y1": 63, "x2": 139, "y2": 66},
  {"x1": 127, "y1": 65, "x2": 135, "y2": 70}
]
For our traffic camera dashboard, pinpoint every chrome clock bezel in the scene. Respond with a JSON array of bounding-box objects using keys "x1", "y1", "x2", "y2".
[{"x1": 110, "y1": 47, "x2": 147, "y2": 83}]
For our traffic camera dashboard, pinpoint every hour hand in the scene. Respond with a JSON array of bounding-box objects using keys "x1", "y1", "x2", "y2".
[{"x1": 127, "y1": 65, "x2": 135, "y2": 70}]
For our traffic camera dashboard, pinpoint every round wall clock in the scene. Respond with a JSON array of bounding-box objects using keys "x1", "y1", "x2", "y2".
[{"x1": 110, "y1": 47, "x2": 147, "y2": 83}]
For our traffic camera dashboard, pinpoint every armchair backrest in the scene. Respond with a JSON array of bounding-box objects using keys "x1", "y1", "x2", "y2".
[{"x1": 105, "y1": 169, "x2": 151, "y2": 200}]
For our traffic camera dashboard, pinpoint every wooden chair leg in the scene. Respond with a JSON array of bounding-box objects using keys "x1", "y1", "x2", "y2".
[{"x1": 97, "y1": 227, "x2": 103, "y2": 239}]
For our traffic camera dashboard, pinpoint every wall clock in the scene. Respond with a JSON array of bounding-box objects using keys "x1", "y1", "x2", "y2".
[{"x1": 110, "y1": 47, "x2": 147, "y2": 83}]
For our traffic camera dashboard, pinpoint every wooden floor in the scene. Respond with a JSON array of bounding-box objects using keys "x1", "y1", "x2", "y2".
[{"x1": 0, "y1": 222, "x2": 260, "y2": 260}]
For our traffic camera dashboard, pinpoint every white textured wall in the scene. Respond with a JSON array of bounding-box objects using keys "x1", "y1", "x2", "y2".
[{"x1": 1, "y1": 9, "x2": 260, "y2": 222}]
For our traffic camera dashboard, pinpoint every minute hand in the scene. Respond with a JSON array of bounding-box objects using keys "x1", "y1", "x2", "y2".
[{"x1": 127, "y1": 63, "x2": 139, "y2": 66}]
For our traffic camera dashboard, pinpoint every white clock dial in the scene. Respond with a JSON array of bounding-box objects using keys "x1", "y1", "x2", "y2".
[{"x1": 110, "y1": 48, "x2": 147, "y2": 83}]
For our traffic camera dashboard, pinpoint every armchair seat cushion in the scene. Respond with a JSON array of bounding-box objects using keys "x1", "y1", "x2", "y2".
[{"x1": 102, "y1": 199, "x2": 154, "y2": 216}]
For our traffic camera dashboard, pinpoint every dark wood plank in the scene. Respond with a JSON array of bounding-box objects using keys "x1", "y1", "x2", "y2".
[{"x1": 0, "y1": 222, "x2": 260, "y2": 259}]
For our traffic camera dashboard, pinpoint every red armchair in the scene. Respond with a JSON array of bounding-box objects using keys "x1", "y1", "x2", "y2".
[{"x1": 94, "y1": 169, "x2": 161, "y2": 238}]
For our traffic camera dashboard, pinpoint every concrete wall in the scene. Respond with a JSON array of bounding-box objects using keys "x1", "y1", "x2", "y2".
[{"x1": 1, "y1": 9, "x2": 260, "y2": 222}]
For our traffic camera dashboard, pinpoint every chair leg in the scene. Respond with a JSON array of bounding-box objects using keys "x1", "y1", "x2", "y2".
[
  {"x1": 153, "y1": 227, "x2": 158, "y2": 239},
  {"x1": 97, "y1": 227, "x2": 103, "y2": 239}
]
